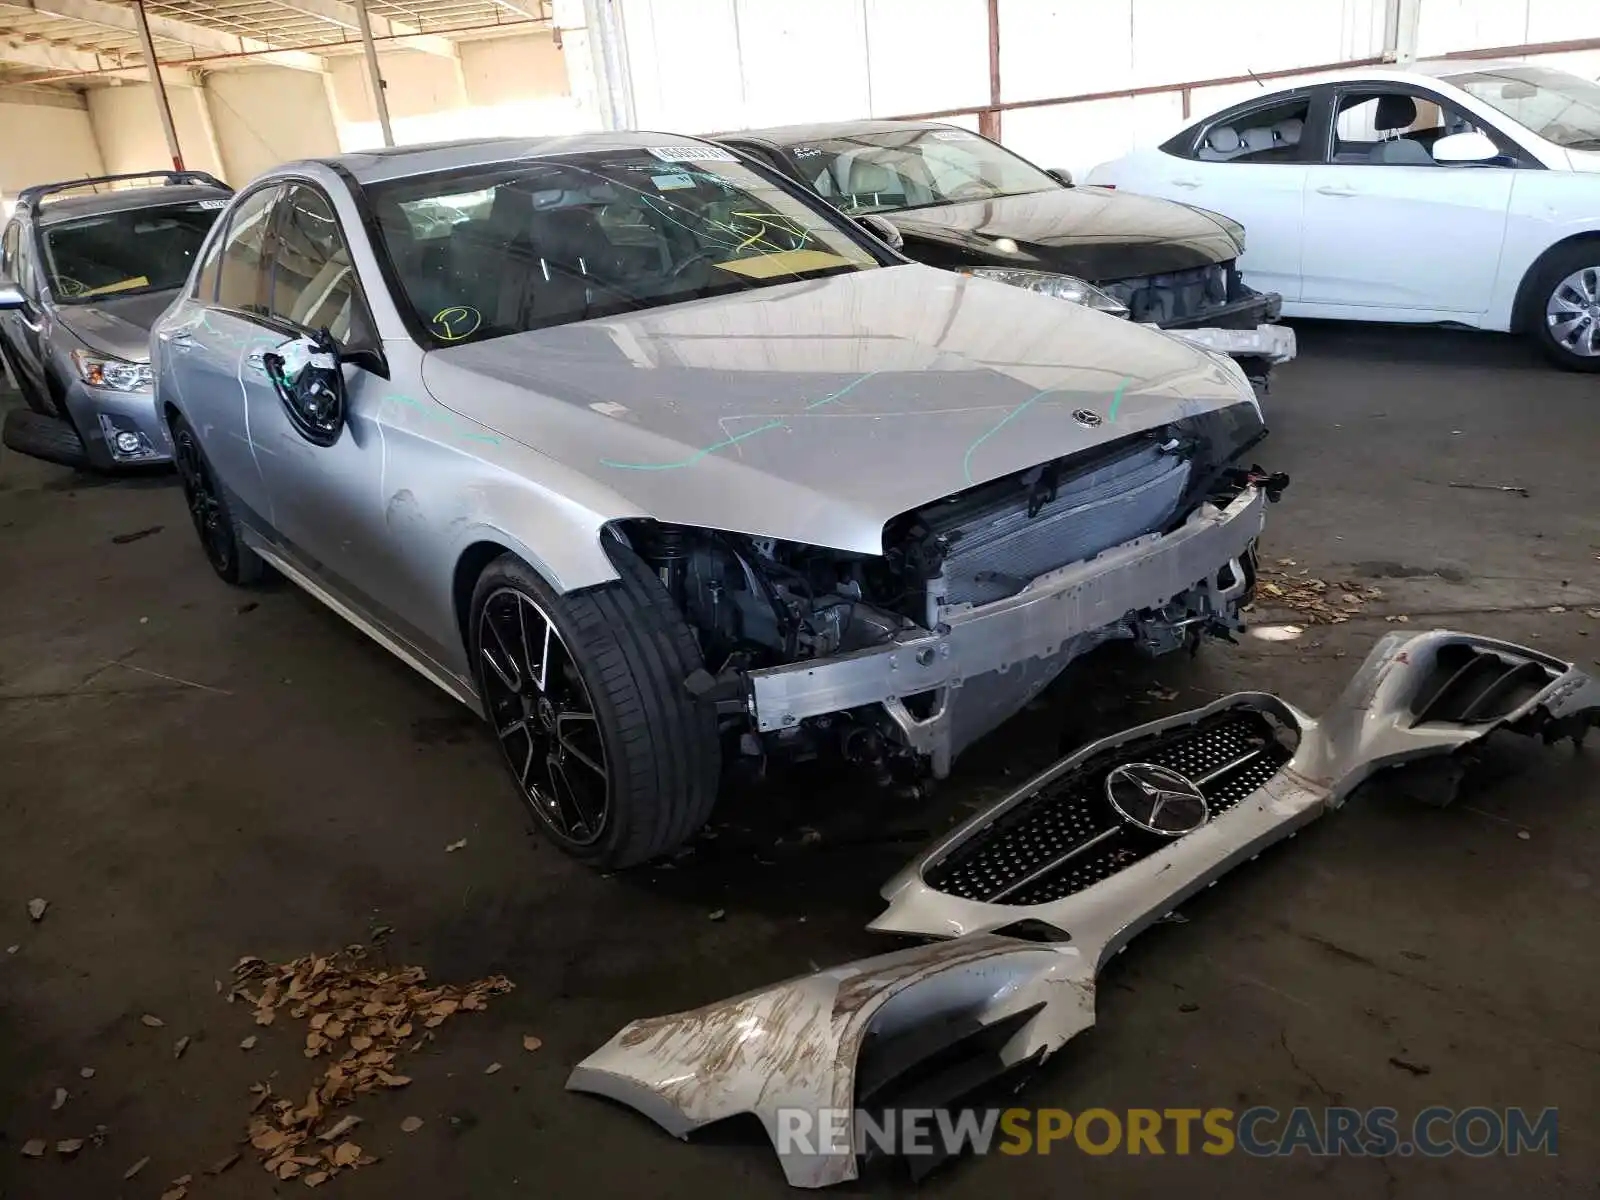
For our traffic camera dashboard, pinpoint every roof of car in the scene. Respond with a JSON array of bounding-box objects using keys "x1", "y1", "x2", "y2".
[
  {"x1": 34, "y1": 183, "x2": 231, "y2": 227},
  {"x1": 271, "y1": 131, "x2": 750, "y2": 187},
  {"x1": 711, "y1": 119, "x2": 951, "y2": 147}
]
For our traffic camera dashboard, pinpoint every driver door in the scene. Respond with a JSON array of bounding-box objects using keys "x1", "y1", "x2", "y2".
[{"x1": 241, "y1": 183, "x2": 408, "y2": 636}]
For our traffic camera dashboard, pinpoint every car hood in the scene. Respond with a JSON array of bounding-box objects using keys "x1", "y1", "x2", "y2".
[
  {"x1": 423, "y1": 264, "x2": 1260, "y2": 556},
  {"x1": 886, "y1": 186, "x2": 1241, "y2": 279},
  {"x1": 54, "y1": 289, "x2": 177, "y2": 363}
]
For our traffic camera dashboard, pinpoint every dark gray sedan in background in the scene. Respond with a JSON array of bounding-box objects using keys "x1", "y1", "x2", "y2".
[{"x1": 152, "y1": 132, "x2": 1279, "y2": 869}]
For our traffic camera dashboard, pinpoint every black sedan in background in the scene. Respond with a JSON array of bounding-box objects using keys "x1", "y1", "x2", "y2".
[{"x1": 712, "y1": 120, "x2": 1295, "y2": 381}]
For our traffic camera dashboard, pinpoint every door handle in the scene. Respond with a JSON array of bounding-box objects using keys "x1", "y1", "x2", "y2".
[
  {"x1": 1316, "y1": 184, "x2": 1357, "y2": 197},
  {"x1": 1170, "y1": 177, "x2": 1202, "y2": 189}
]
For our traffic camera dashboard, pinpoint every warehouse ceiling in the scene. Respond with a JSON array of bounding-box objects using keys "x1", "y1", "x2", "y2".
[{"x1": 0, "y1": 0, "x2": 551, "y2": 86}]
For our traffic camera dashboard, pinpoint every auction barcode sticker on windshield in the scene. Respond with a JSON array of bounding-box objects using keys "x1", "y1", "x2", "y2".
[
  {"x1": 197, "y1": 199, "x2": 229, "y2": 209},
  {"x1": 647, "y1": 144, "x2": 737, "y2": 163},
  {"x1": 932, "y1": 129, "x2": 979, "y2": 140}
]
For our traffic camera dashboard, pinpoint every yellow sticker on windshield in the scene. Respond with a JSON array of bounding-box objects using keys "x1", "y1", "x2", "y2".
[
  {"x1": 711, "y1": 249, "x2": 853, "y2": 280},
  {"x1": 78, "y1": 276, "x2": 151, "y2": 298}
]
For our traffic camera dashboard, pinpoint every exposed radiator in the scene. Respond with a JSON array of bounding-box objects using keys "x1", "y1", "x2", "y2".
[{"x1": 941, "y1": 445, "x2": 1191, "y2": 607}]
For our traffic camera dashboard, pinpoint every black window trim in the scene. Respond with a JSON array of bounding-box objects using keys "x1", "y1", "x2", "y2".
[
  {"x1": 1163, "y1": 87, "x2": 1323, "y2": 165},
  {"x1": 207, "y1": 180, "x2": 282, "y2": 316},
  {"x1": 206, "y1": 175, "x2": 388, "y2": 379},
  {"x1": 1318, "y1": 80, "x2": 1544, "y2": 169}
]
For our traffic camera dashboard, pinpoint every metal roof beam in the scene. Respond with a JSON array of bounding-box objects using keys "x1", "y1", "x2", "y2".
[
  {"x1": 274, "y1": 0, "x2": 458, "y2": 58},
  {"x1": 0, "y1": 0, "x2": 327, "y2": 72},
  {"x1": 0, "y1": 32, "x2": 111, "y2": 72}
]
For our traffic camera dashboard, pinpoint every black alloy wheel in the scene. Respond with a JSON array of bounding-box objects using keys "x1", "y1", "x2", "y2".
[{"x1": 477, "y1": 586, "x2": 610, "y2": 847}]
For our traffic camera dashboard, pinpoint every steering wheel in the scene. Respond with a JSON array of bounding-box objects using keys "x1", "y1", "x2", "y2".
[
  {"x1": 53, "y1": 276, "x2": 89, "y2": 298},
  {"x1": 667, "y1": 247, "x2": 722, "y2": 280}
]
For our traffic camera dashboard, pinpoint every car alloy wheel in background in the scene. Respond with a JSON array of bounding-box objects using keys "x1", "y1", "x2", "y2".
[
  {"x1": 1546, "y1": 266, "x2": 1600, "y2": 360},
  {"x1": 477, "y1": 587, "x2": 610, "y2": 847}
]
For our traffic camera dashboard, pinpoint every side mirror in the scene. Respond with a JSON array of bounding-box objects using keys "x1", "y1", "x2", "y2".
[
  {"x1": 262, "y1": 328, "x2": 345, "y2": 447},
  {"x1": 854, "y1": 213, "x2": 904, "y2": 251},
  {"x1": 1046, "y1": 167, "x2": 1075, "y2": 187},
  {"x1": 1431, "y1": 130, "x2": 1500, "y2": 164},
  {"x1": 0, "y1": 277, "x2": 25, "y2": 312}
]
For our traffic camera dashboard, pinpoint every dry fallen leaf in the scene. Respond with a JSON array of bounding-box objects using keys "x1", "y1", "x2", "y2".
[
  {"x1": 522, "y1": 1034, "x2": 543, "y2": 1052},
  {"x1": 400, "y1": 1115, "x2": 424, "y2": 1133},
  {"x1": 707, "y1": 909, "x2": 726, "y2": 921},
  {"x1": 79, "y1": 1066, "x2": 95, "y2": 1079},
  {"x1": 27, "y1": 897, "x2": 47, "y2": 921},
  {"x1": 141, "y1": 1014, "x2": 165, "y2": 1028},
  {"x1": 171, "y1": 1174, "x2": 193, "y2": 1186},
  {"x1": 240, "y1": 1035, "x2": 258, "y2": 1050},
  {"x1": 56, "y1": 1138, "x2": 84, "y2": 1157},
  {"x1": 123, "y1": 1156, "x2": 151, "y2": 1179},
  {"x1": 21, "y1": 1138, "x2": 47, "y2": 1158},
  {"x1": 159, "y1": 1188, "x2": 187, "y2": 1200},
  {"x1": 51, "y1": 1086, "x2": 68, "y2": 1111},
  {"x1": 208, "y1": 1151, "x2": 240, "y2": 1175},
  {"x1": 304, "y1": 1170, "x2": 330, "y2": 1188},
  {"x1": 317, "y1": 1115, "x2": 361, "y2": 1143},
  {"x1": 173, "y1": 1036, "x2": 191, "y2": 1059},
  {"x1": 332, "y1": 1142, "x2": 362, "y2": 1167},
  {"x1": 484, "y1": 1062, "x2": 502, "y2": 1075},
  {"x1": 444, "y1": 838, "x2": 467, "y2": 853}
]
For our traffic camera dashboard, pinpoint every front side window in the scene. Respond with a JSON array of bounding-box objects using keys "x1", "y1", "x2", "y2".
[
  {"x1": 268, "y1": 185, "x2": 370, "y2": 346},
  {"x1": 777, "y1": 127, "x2": 1056, "y2": 213},
  {"x1": 369, "y1": 146, "x2": 883, "y2": 346},
  {"x1": 216, "y1": 186, "x2": 279, "y2": 315},
  {"x1": 1330, "y1": 89, "x2": 1508, "y2": 166},
  {"x1": 1, "y1": 223, "x2": 17, "y2": 276},
  {"x1": 40, "y1": 201, "x2": 224, "y2": 303},
  {"x1": 1445, "y1": 66, "x2": 1600, "y2": 151}
]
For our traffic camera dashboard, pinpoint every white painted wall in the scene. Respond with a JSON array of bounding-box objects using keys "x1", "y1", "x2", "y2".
[
  {"x1": 205, "y1": 67, "x2": 342, "y2": 186},
  {"x1": 86, "y1": 82, "x2": 224, "y2": 180},
  {"x1": 0, "y1": 91, "x2": 103, "y2": 210}
]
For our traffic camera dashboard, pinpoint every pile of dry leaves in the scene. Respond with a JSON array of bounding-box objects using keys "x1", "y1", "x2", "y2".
[
  {"x1": 230, "y1": 947, "x2": 512, "y2": 1188},
  {"x1": 1253, "y1": 561, "x2": 1385, "y2": 625}
]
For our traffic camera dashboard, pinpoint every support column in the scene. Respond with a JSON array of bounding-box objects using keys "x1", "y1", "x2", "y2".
[
  {"x1": 1384, "y1": 0, "x2": 1422, "y2": 63},
  {"x1": 980, "y1": 0, "x2": 1001, "y2": 140},
  {"x1": 132, "y1": 0, "x2": 183, "y2": 170},
  {"x1": 353, "y1": 0, "x2": 395, "y2": 147}
]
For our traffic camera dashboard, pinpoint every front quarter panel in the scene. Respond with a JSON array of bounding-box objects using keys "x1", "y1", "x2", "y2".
[{"x1": 1490, "y1": 170, "x2": 1600, "y2": 331}]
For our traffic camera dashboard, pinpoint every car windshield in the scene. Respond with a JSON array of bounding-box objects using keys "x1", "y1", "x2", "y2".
[
  {"x1": 771, "y1": 127, "x2": 1059, "y2": 214},
  {"x1": 42, "y1": 201, "x2": 224, "y2": 302},
  {"x1": 368, "y1": 146, "x2": 882, "y2": 345},
  {"x1": 1444, "y1": 65, "x2": 1600, "y2": 150}
]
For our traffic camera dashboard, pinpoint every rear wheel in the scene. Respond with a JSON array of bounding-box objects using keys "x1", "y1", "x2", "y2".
[
  {"x1": 170, "y1": 413, "x2": 264, "y2": 586},
  {"x1": 1527, "y1": 244, "x2": 1600, "y2": 372},
  {"x1": 470, "y1": 545, "x2": 720, "y2": 868}
]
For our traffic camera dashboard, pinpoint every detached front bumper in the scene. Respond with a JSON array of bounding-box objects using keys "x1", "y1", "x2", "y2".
[
  {"x1": 747, "y1": 486, "x2": 1269, "y2": 775},
  {"x1": 570, "y1": 631, "x2": 1598, "y2": 1188}
]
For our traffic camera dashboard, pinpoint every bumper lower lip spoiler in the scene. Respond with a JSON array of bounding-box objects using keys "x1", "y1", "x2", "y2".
[{"x1": 567, "y1": 630, "x2": 1597, "y2": 1188}]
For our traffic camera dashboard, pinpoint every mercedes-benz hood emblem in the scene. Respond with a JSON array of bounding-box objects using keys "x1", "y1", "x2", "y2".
[
  {"x1": 1071, "y1": 408, "x2": 1103, "y2": 428},
  {"x1": 1105, "y1": 763, "x2": 1209, "y2": 836}
]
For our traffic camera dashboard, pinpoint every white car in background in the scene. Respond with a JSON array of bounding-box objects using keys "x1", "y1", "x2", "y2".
[{"x1": 1087, "y1": 61, "x2": 1600, "y2": 370}]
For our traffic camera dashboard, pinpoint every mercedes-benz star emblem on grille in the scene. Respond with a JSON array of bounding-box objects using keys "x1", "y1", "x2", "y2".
[
  {"x1": 1105, "y1": 763, "x2": 1209, "y2": 836},
  {"x1": 1071, "y1": 408, "x2": 1103, "y2": 428}
]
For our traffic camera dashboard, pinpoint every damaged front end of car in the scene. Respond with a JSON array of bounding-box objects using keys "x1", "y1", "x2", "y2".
[
  {"x1": 610, "y1": 403, "x2": 1285, "y2": 789},
  {"x1": 568, "y1": 630, "x2": 1598, "y2": 1187}
]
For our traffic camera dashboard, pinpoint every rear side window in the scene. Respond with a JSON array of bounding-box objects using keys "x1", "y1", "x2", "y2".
[
  {"x1": 216, "y1": 185, "x2": 279, "y2": 315},
  {"x1": 1175, "y1": 95, "x2": 1313, "y2": 164},
  {"x1": 267, "y1": 184, "x2": 372, "y2": 347}
]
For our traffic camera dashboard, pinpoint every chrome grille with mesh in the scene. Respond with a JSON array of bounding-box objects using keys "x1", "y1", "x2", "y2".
[{"x1": 923, "y1": 709, "x2": 1295, "y2": 906}]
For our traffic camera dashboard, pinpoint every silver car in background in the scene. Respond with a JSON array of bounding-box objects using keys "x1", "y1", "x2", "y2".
[
  {"x1": 153, "y1": 133, "x2": 1281, "y2": 868},
  {"x1": 0, "y1": 171, "x2": 230, "y2": 469}
]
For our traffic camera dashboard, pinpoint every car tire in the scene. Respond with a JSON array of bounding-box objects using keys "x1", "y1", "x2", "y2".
[
  {"x1": 170, "y1": 413, "x2": 266, "y2": 586},
  {"x1": 2, "y1": 407, "x2": 87, "y2": 468},
  {"x1": 1525, "y1": 243, "x2": 1600, "y2": 372},
  {"x1": 470, "y1": 544, "x2": 721, "y2": 869}
]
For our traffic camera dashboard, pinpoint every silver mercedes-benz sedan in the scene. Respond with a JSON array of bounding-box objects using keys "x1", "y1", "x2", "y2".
[{"x1": 153, "y1": 132, "x2": 1281, "y2": 869}]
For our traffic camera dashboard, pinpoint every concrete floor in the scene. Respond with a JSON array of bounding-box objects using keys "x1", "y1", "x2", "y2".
[{"x1": 2, "y1": 323, "x2": 1597, "y2": 1198}]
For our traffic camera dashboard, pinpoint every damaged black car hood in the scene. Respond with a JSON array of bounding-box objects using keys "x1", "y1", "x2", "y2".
[{"x1": 884, "y1": 187, "x2": 1242, "y2": 281}]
